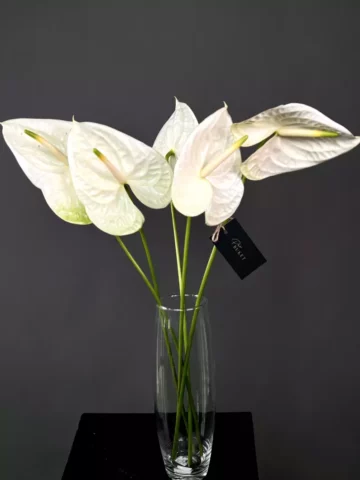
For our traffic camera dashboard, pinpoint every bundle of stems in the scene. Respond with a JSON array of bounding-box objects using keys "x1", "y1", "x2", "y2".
[{"x1": 116, "y1": 203, "x2": 217, "y2": 467}]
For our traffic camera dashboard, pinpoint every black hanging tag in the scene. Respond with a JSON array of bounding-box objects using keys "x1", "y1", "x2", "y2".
[{"x1": 210, "y1": 218, "x2": 266, "y2": 279}]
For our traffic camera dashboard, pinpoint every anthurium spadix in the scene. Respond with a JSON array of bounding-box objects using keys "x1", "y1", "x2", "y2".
[
  {"x1": 153, "y1": 98, "x2": 198, "y2": 168},
  {"x1": 1, "y1": 119, "x2": 91, "y2": 224},
  {"x1": 231, "y1": 103, "x2": 360, "y2": 180},
  {"x1": 67, "y1": 121, "x2": 173, "y2": 236},
  {"x1": 172, "y1": 105, "x2": 247, "y2": 226}
]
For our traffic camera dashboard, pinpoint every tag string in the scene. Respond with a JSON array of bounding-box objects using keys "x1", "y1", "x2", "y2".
[{"x1": 211, "y1": 224, "x2": 227, "y2": 243}]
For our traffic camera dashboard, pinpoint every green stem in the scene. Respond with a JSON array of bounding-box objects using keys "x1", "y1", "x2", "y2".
[
  {"x1": 178, "y1": 217, "x2": 191, "y2": 393},
  {"x1": 182, "y1": 218, "x2": 192, "y2": 350},
  {"x1": 181, "y1": 218, "x2": 192, "y2": 301},
  {"x1": 116, "y1": 235, "x2": 190, "y2": 432},
  {"x1": 116, "y1": 236, "x2": 160, "y2": 303},
  {"x1": 169, "y1": 165, "x2": 187, "y2": 352},
  {"x1": 161, "y1": 314, "x2": 189, "y2": 433},
  {"x1": 170, "y1": 203, "x2": 188, "y2": 352},
  {"x1": 180, "y1": 217, "x2": 191, "y2": 464},
  {"x1": 139, "y1": 228, "x2": 159, "y2": 296},
  {"x1": 187, "y1": 377, "x2": 203, "y2": 457},
  {"x1": 170, "y1": 202, "x2": 182, "y2": 292},
  {"x1": 171, "y1": 327, "x2": 203, "y2": 457},
  {"x1": 169, "y1": 210, "x2": 192, "y2": 457},
  {"x1": 188, "y1": 396, "x2": 193, "y2": 466},
  {"x1": 183, "y1": 312, "x2": 188, "y2": 355},
  {"x1": 172, "y1": 246, "x2": 217, "y2": 460},
  {"x1": 170, "y1": 326, "x2": 179, "y2": 351},
  {"x1": 116, "y1": 233, "x2": 202, "y2": 459}
]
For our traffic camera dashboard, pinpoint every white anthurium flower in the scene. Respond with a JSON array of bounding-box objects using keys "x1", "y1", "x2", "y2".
[
  {"x1": 67, "y1": 121, "x2": 173, "y2": 236},
  {"x1": 231, "y1": 103, "x2": 360, "y2": 180},
  {"x1": 1, "y1": 119, "x2": 91, "y2": 225},
  {"x1": 153, "y1": 98, "x2": 198, "y2": 169},
  {"x1": 172, "y1": 105, "x2": 248, "y2": 226}
]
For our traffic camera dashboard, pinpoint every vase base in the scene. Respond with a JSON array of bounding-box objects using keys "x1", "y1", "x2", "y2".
[
  {"x1": 166, "y1": 474, "x2": 208, "y2": 480},
  {"x1": 166, "y1": 462, "x2": 209, "y2": 480},
  {"x1": 163, "y1": 438, "x2": 212, "y2": 479}
]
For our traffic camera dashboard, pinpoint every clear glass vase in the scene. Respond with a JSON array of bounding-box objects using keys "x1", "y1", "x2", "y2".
[{"x1": 155, "y1": 294, "x2": 215, "y2": 479}]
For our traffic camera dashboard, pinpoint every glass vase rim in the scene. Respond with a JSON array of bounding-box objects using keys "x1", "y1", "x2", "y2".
[{"x1": 157, "y1": 293, "x2": 208, "y2": 312}]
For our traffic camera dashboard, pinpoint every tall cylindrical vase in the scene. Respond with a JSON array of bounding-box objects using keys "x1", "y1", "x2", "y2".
[{"x1": 155, "y1": 294, "x2": 215, "y2": 479}]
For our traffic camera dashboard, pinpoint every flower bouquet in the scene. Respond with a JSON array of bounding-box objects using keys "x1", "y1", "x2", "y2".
[{"x1": 2, "y1": 100, "x2": 359, "y2": 479}]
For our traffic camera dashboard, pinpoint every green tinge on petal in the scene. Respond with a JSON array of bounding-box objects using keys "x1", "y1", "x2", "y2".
[{"x1": 51, "y1": 204, "x2": 91, "y2": 225}]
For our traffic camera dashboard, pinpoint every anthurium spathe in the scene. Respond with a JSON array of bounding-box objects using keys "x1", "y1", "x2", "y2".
[
  {"x1": 171, "y1": 105, "x2": 247, "y2": 226},
  {"x1": 231, "y1": 103, "x2": 360, "y2": 180},
  {"x1": 67, "y1": 121, "x2": 173, "y2": 236},
  {"x1": 1, "y1": 119, "x2": 91, "y2": 225},
  {"x1": 153, "y1": 98, "x2": 198, "y2": 168}
]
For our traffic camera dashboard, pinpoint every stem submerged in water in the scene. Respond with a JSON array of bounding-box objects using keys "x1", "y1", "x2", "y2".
[
  {"x1": 188, "y1": 395, "x2": 193, "y2": 466},
  {"x1": 116, "y1": 226, "x2": 208, "y2": 467},
  {"x1": 172, "y1": 246, "x2": 217, "y2": 461}
]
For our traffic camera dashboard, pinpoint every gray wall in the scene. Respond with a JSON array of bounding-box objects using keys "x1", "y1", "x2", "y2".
[{"x1": 1, "y1": 2, "x2": 360, "y2": 479}]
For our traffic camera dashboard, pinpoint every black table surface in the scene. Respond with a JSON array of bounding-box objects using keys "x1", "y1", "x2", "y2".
[{"x1": 62, "y1": 412, "x2": 259, "y2": 479}]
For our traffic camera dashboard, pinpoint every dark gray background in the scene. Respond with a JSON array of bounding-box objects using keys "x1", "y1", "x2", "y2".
[{"x1": 1, "y1": 2, "x2": 360, "y2": 479}]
